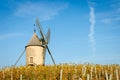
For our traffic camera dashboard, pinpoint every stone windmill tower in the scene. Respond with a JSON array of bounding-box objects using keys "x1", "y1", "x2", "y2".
[
  {"x1": 25, "y1": 30, "x2": 46, "y2": 66},
  {"x1": 13, "y1": 18, "x2": 55, "y2": 66}
]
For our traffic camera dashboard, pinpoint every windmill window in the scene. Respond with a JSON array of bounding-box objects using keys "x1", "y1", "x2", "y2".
[{"x1": 30, "y1": 57, "x2": 34, "y2": 64}]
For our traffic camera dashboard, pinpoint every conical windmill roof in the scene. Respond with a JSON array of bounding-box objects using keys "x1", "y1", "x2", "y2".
[{"x1": 26, "y1": 32, "x2": 42, "y2": 46}]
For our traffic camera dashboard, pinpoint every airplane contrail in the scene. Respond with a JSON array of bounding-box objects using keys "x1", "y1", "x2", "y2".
[{"x1": 88, "y1": 6, "x2": 96, "y2": 57}]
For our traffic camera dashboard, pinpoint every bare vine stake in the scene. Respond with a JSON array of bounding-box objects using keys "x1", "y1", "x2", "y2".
[
  {"x1": 90, "y1": 66, "x2": 93, "y2": 80},
  {"x1": 110, "y1": 66, "x2": 113, "y2": 74},
  {"x1": 95, "y1": 74, "x2": 98, "y2": 80},
  {"x1": 105, "y1": 70, "x2": 108, "y2": 80},
  {"x1": 119, "y1": 67, "x2": 120, "y2": 77},
  {"x1": 98, "y1": 70, "x2": 101, "y2": 80},
  {"x1": 115, "y1": 69, "x2": 119, "y2": 80},
  {"x1": 109, "y1": 73, "x2": 112, "y2": 80},
  {"x1": 74, "y1": 67, "x2": 78, "y2": 80},
  {"x1": 3, "y1": 70, "x2": 5, "y2": 79},
  {"x1": 107, "y1": 65, "x2": 110, "y2": 70},
  {"x1": 94, "y1": 66, "x2": 96, "y2": 74},
  {"x1": 94, "y1": 66, "x2": 98, "y2": 79},
  {"x1": 79, "y1": 78, "x2": 82, "y2": 80},
  {"x1": 74, "y1": 66, "x2": 77, "y2": 73},
  {"x1": 82, "y1": 65, "x2": 86, "y2": 76},
  {"x1": 60, "y1": 69, "x2": 63, "y2": 80},
  {"x1": 11, "y1": 71, "x2": 13, "y2": 80},
  {"x1": 20, "y1": 74, "x2": 22, "y2": 80},
  {"x1": 101, "y1": 66, "x2": 104, "y2": 75},
  {"x1": 87, "y1": 74, "x2": 90, "y2": 80}
]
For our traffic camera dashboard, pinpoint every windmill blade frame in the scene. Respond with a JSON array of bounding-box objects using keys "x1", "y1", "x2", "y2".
[
  {"x1": 35, "y1": 18, "x2": 55, "y2": 65},
  {"x1": 46, "y1": 45, "x2": 55, "y2": 65},
  {"x1": 36, "y1": 18, "x2": 45, "y2": 41},
  {"x1": 45, "y1": 28, "x2": 50, "y2": 44}
]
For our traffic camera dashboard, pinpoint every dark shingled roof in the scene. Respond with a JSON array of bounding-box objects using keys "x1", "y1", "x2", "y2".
[{"x1": 27, "y1": 32, "x2": 42, "y2": 46}]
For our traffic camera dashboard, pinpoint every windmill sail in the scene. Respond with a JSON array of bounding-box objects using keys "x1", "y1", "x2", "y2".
[
  {"x1": 46, "y1": 45, "x2": 55, "y2": 64},
  {"x1": 46, "y1": 28, "x2": 50, "y2": 44},
  {"x1": 36, "y1": 18, "x2": 55, "y2": 65},
  {"x1": 36, "y1": 18, "x2": 45, "y2": 40}
]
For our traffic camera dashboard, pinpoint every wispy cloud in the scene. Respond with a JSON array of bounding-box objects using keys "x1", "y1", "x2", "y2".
[
  {"x1": 88, "y1": 6, "x2": 96, "y2": 57},
  {"x1": 14, "y1": 2, "x2": 68, "y2": 21},
  {"x1": 100, "y1": 1, "x2": 120, "y2": 24},
  {"x1": 0, "y1": 33, "x2": 24, "y2": 40},
  {"x1": 102, "y1": 17, "x2": 120, "y2": 24}
]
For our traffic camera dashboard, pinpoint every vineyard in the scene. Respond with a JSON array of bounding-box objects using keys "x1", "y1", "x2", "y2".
[{"x1": 0, "y1": 63, "x2": 120, "y2": 80}]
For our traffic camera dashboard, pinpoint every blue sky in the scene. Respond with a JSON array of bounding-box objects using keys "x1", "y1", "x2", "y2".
[{"x1": 0, "y1": 0, "x2": 120, "y2": 67}]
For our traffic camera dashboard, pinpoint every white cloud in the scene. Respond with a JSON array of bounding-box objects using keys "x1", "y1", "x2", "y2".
[
  {"x1": 100, "y1": 1, "x2": 120, "y2": 24},
  {"x1": 88, "y1": 6, "x2": 96, "y2": 57},
  {"x1": 14, "y1": 2, "x2": 68, "y2": 21},
  {"x1": 102, "y1": 18, "x2": 112, "y2": 24},
  {"x1": 102, "y1": 17, "x2": 120, "y2": 24},
  {"x1": 0, "y1": 33, "x2": 24, "y2": 40}
]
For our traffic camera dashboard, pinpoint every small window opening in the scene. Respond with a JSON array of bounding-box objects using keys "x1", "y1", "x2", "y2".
[{"x1": 30, "y1": 57, "x2": 33, "y2": 63}]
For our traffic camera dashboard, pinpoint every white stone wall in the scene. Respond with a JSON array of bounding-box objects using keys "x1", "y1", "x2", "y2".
[{"x1": 26, "y1": 46, "x2": 46, "y2": 66}]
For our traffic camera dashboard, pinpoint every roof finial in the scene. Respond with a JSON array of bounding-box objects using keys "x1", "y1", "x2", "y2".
[
  {"x1": 34, "y1": 28, "x2": 36, "y2": 33},
  {"x1": 34, "y1": 24, "x2": 36, "y2": 33}
]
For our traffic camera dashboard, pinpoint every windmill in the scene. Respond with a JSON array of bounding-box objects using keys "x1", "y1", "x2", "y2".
[{"x1": 13, "y1": 18, "x2": 55, "y2": 66}]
